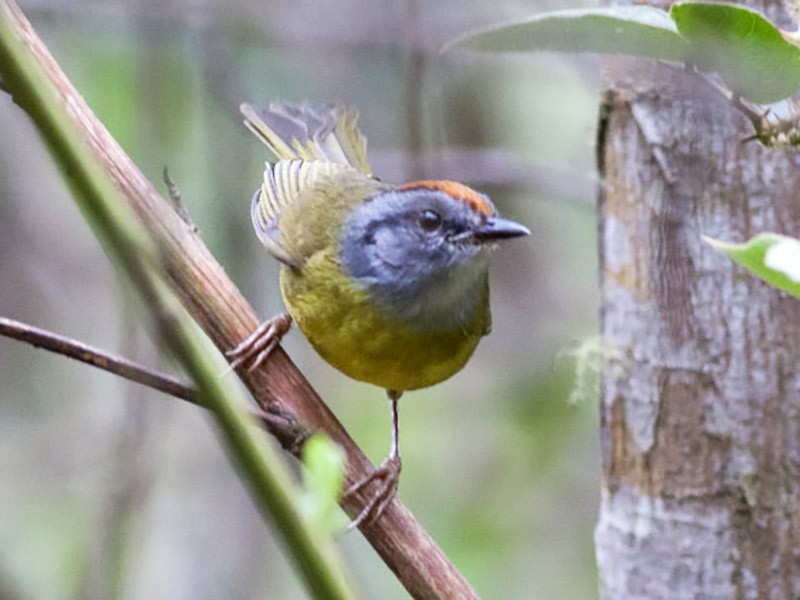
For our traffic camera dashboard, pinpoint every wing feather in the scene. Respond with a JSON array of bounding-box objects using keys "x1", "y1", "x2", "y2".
[
  {"x1": 241, "y1": 101, "x2": 372, "y2": 175},
  {"x1": 251, "y1": 160, "x2": 359, "y2": 266},
  {"x1": 242, "y1": 101, "x2": 376, "y2": 266}
]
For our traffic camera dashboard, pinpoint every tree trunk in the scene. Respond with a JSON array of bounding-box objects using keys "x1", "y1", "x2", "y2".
[{"x1": 595, "y1": 1, "x2": 800, "y2": 597}]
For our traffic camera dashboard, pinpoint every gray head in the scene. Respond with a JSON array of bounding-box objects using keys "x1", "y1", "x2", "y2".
[{"x1": 339, "y1": 181, "x2": 529, "y2": 331}]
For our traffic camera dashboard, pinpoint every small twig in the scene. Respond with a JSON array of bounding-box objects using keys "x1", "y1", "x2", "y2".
[
  {"x1": 0, "y1": 316, "x2": 308, "y2": 451},
  {"x1": 163, "y1": 166, "x2": 196, "y2": 231},
  {"x1": 729, "y1": 93, "x2": 765, "y2": 133},
  {"x1": 678, "y1": 62, "x2": 760, "y2": 127},
  {"x1": 678, "y1": 63, "x2": 800, "y2": 147},
  {"x1": 1, "y1": 315, "x2": 196, "y2": 401},
  {"x1": 711, "y1": 86, "x2": 800, "y2": 147}
]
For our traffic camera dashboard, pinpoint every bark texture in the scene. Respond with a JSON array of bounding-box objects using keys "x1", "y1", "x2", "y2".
[{"x1": 596, "y1": 2, "x2": 800, "y2": 597}]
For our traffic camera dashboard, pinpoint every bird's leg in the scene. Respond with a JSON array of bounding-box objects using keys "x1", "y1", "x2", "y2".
[
  {"x1": 225, "y1": 313, "x2": 293, "y2": 373},
  {"x1": 345, "y1": 389, "x2": 403, "y2": 530}
]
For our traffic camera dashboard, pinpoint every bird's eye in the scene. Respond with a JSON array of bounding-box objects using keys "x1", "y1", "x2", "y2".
[{"x1": 418, "y1": 209, "x2": 442, "y2": 232}]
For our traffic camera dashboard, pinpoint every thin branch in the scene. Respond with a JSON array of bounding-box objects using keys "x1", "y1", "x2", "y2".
[
  {"x1": 0, "y1": 3, "x2": 478, "y2": 599},
  {"x1": 0, "y1": 315, "x2": 309, "y2": 449},
  {"x1": 0, "y1": 315, "x2": 196, "y2": 402},
  {"x1": 678, "y1": 63, "x2": 800, "y2": 147},
  {"x1": 680, "y1": 63, "x2": 764, "y2": 131}
]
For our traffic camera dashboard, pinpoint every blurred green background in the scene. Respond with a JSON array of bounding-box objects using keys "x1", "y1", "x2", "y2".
[{"x1": 0, "y1": 1, "x2": 600, "y2": 598}]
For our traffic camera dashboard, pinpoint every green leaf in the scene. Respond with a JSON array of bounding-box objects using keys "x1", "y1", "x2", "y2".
[
  {"x1": 446, "y1": 3, "x2": 800, "y2": 104},
  {"x1": 299, "y1": 435, "x2": 348, "y2": 532},
  {"x1": 704, "y1": 233, "x2": 800, "y2": 298},
  {"x1": 444, "y1": 6, "x2": 690, "y2": 61},
  {"x1": 671, "y1": 2, "x2": 800, "y2": 103}
]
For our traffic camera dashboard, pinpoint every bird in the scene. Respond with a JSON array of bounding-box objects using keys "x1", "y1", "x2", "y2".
[{"x1": 228, "y1": 100, "x2": 530, "y2": 528}]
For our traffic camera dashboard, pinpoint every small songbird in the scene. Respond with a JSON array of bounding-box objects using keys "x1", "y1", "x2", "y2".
[{"x1": 229, "y1": 101, "x2": 529, "y2": 527}]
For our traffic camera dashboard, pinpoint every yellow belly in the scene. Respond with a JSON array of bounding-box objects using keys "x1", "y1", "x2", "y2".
[{"x1": 280, "y1": 251, "x2": 482, "y2": 392}]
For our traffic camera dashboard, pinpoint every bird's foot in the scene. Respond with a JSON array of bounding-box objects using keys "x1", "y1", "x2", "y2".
[
  {"x1": 344, "y1": 455, "x2": 401, "y2": 530},
  {"x1": 225, "y1": 313, "x2": 292, "y2": 373}
]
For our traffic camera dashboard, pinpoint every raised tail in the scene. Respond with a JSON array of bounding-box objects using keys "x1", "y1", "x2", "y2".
[{"x1": 241, "y1": 101, "x2": 371, "y2": 175}]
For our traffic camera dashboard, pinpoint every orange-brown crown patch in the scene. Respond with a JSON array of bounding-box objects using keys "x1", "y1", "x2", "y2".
[{"x1": 400, "y1": 180, "x2": 495, "y2": 217}]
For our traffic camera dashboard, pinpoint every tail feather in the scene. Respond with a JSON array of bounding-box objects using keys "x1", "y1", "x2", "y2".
[{"x1": 241, "y1": 101, "x2": 371, "y2": 175}]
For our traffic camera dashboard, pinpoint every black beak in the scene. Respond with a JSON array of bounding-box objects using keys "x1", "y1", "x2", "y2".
[{"x1": 472, "y1": 217, "x2": 531, "y2": 243}]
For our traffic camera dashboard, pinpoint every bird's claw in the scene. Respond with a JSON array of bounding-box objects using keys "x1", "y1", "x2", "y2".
[
  {"x1": 225, "y1": 313, "x2": 292, "y2": 373},
  {"x1": 344, "y1": 455, "x2": 401, "y2": 530}
]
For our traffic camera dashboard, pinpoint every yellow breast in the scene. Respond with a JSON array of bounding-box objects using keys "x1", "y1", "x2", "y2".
[{"x1": 280, "y1": 249, "x2": 483, "y2": 392}]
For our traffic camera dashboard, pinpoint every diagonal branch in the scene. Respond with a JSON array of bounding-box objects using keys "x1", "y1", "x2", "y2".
[
  {"x1": 0, "y1": 2, "x2": 477, "y2": 599},
  {"x1": 0, "y1": 316, "x2": 197, "y2": 402},
  {"x1": 0, "y1": 316, "x2": 308, "y2": 449}
]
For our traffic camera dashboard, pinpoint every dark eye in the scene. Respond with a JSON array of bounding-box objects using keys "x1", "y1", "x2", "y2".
[{"x1": 418, "y1": 209, "x2": 442, "y2": 232}]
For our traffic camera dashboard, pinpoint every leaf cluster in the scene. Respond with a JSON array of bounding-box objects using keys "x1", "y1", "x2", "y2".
[{"x1": 449, "y1": 2, "x2": 800, "y2": 104}]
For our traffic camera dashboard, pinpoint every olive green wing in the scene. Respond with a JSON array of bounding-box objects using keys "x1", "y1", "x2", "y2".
[
  {"x1": 243, "y1": 100, "x2": 376, "y2": 266},
  {"x1": 251, "y1": 159, "x2": 360, "y2": 267},
  {"x1": 241, "y1": 101, "x2": 371, "y2": 175}
]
